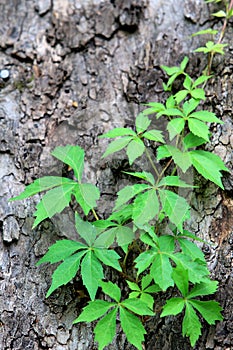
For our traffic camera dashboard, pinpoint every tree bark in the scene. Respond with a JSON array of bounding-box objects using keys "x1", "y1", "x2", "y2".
[{"x1": 0, "y1": 0, "x2": 232, "y2": 349}]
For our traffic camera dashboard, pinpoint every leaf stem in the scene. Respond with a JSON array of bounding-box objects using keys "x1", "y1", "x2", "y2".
[{"x1": 92, "y1": 209, "x2": 99, "y2": 220}]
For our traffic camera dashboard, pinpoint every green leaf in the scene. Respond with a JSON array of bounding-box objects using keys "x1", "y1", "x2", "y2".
[
  {"x1": 191, "y1": 28, "x2": 218, "y2": 37},
  {"x1": 189, "y1": 110, "x2": 223, "y2": 124},
  {"x1": 127, "y1": 280, "x2": 141, "y2": 292},
  {"x1": 150, "y1": 254, "x2": 174, "y2": 291},
  {"x1": 141, "y1": 275, "x2": 153, "y2": 290},
  {"x1": 173, "y1": 253, "x2": 209, "y2": 284},
  {"x1": 102, "y1": 137, "x2": 132, "y2": 158},
  {"x1": 158, "y1": 235, "x2": 175, "y2": 253},
  {"x1": 182, "y1": 98, "x2": 200, "y2": 116},
  {"x1": 75, "y1": 213, "x2": 97, "y2": 246},
  {"x1": 161, "y1": 297, "x2": 185, "y2": 317},
  {"x1": 127, "y1": 139, "x2": 145, "y2": 165},
  {"x1": 99, "y1": 127, "x2": 136, "y2": 138},
  {"x1": 158, "y1": 145, "x2": 192, "y2": 173},
  {"x1": 191, "y1": 88, "x2": 206, "y2": 100},
  {"x1": 143, "y1": 129, "x2": 165, "y2": 143},
  {"x1": 122, "y1": 298, "x2": 154, "y2": 316},
  {"x1": 94, "y1": 308, "x2": 117, "y2": 350},
  {"x1": 212, "y1": 10, "x2": 226, "y2": 17},
  {"x1": 167, "y1": 118, "x2": 185, "y2": 140},
  {"x1": 187, "y1": 280, "x2": 219, "y2": 298},
  {"x1": 159, "y1": 108, "x2": 184, "y2": 117},
  {"x1": 120, "y1": 307, "x2": 146, "y2": 350},
  {"x1": 183, "y1": 133, "x2": 206, "y2": 150},
  {"x1": 188, "y1": 118, "x2": 210, "y2": 141},
  {"x1": 172, "y1": 265, "x2": 189, "y2": 296},
  {"x1": 183, "y1": 75, "x2": 192, "y2": 90},
  {"x1": 115, "y1": 225, "x2": 134, "y2": 246},
  {"x1": 81, "y1": 251, "x2": 104, "y2": 300},
  {"x1": 140, "y1": 293, "x2": 155, "y2": 309},
  {"x1": 114, "y1": 184, "x2": 151, "y2": 210},
  {"x1": 133, "y1": 190, "x2": 159, "y2": 225},
  {"x1": 161, "y1": 65, "x2": 180, "y2": 76},
  {"x1": 189, "y1": 300, "x2": 223, "y2": 324},
  {"x1": 159, "y1": 189, "x2": 190, "y2": 231},
  {"x1": 46, "y1": 251, "x2": 86, "y2": 297},
  {"x1": 73, "y1": 300, "x2": 115, "y2": 323},
  {"x1": 174, "y1": 90, "x2": 188, "y2": 104},
  {"x1": 182, "y1": 303, "x2": 202, "y2": 347},
  {"x1": 157, "y1": 176, "x2": 194, "y2": 188},
  {"x1": 135, "y1": 250, "x2": 155, "y2": 275},
  {"x1": 178, "y1": 238, "x2": 205, "y2": 262},
  {"x1": 94, "y1": 248, "x2": 121, "y2": 271},
  {"x1": 180, "y1": 56, "x2": 189, "y2": 70},
  {"x1": 32, "y1": 183, "x2": 76, "y2": 228},
  {"x1": 123, "y1": 171, "x2": 155, "y2": 185},
  {"x1": 36, "y1": 239, "x2": 87, "y2": 265},
  {"x1": 136, "y1": 113, "x2": 151, "y2": 133},
  {"x1": 100, "y1": 281, "x2": 121, "y2": 302},
  {"x1": 142, "y1": 102, "x2": 165, "y2": 115},
  {"x1": 77, "y1": 183, "x2": 100, "y2": 215},
  {"x1": 51, "y1": 145, "x2": 85, "y2": 182},
  {"x1": 109, "y1": 204, "x2": 133, "y2": 224},
  {"x1": 192, "y1": 75, "x2": 211, "y2": 87},
  {"x1": 10, "y1": 176, "x2": 75, "y2": 201},
  {"x1": 190, "y1": 150, "x2": 228, "y2": 189}
]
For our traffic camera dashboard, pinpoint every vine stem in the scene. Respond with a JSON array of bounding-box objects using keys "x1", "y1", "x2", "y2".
[
  {"x1": 145, "y1": 147, "x2": 160, "y2": 178},
  {"x1": 92, "y1": 209, "x2": 99, "y2": 220}
]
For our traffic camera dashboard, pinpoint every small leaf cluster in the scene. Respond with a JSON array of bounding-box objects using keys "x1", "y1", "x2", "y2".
[{"x1": 10, "y1": 57, "x2": 227, "y2": 349}]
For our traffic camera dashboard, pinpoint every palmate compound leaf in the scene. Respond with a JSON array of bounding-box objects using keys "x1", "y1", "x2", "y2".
[
  {"x1": 120, "y1": 307, "x2": 147, "y2": 350},
  {"x1": 190, "y1": 150, "x2": 229, "y2": 189},
  {"x1": 32, "y1": 183, "x2": 77, "y2": 228},
  {"x1": 36, "y1": 239, "x2": 87, "y2": 265},
  {"x1": 46, "y1": 250, "x2": 87, "y2": 297},
  {"x1": 81, "y1": 250, "x2": 104, "y2": 300},
  {"x1": 51, "y1": 145, "x2": 85, "y2": 182},
  {"x1": 10, "y1": 176, "x2": 75, "y2": 201},
  {"x1": 94, "y1": 308, "x2": 118, "y2": 350}
]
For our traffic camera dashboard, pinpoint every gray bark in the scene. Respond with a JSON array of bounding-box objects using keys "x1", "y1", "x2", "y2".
[{"x1": 0, "y1": 0, "x2": 232, "y2": 349}]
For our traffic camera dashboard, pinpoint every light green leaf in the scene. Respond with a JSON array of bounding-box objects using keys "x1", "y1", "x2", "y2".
[
  {"x1": 150, "y1": 254, "x2": 174, "y2": 291},
  {"x1": 127, "y1": 139, "x2": 145, "y2": 165},
  {"x1": 172, "y1": 265, "x2": 189, "y2": 296},
  {"x1": 140, "y1": 293, "x2": 155, "y2": 310},
  {"x1": 189, "y1": 110, "x2": 223, "y2": 124},
  {"x1": 161, "y1": 65, "x2": 180, "y2": 76},
  {"x1": 114, "y1": 184, "x2": 151, "y2": 210},
  {"x1": 158, "y1": 235, "x2": 175, "y2": 253},
  {"x1": 178, "y1": 238, "x2": 205, "y2": 262},
  {"x1": 190, "y1": 150, "x2": 228, "y2": 189},
  {"x1": 94, "y1": 308, "x2": 117, "y2": 350},
  {"x1": 142, "y1": 102, "x2": 165, "y2": 115},
  {"x1": 183, "y1": 133, "x2": 206, "y2": 150},
  {"x1": 161, "y1": 297, "x2": 185, "y2": 317},
  {"x1": 51, "y1": 145, "x2": 85, "y2": 182},
  {"x1": 191, "y1": 28, "x2": 218, "y2": 37},
  {"x1": 75, "y1": 213, "x2": 97, "y2": 246},
  {"x1": 32, "y1": 183, "x2": 76, "y2": 228},
  {"x1": 193, "y1": 75, "x2": 211, "y2": 87},
  {"x1": 94, "y1": 227, "x2": 117, "y2": 247},
  {"x1": 174, "y1": 90, "x2": 188, "y2": 104},
  {"x1": 191, "y1": 88, "x2": 206, "y2": 100},
  {"x1": 99, "y1": 127, "x2": 136, "y2": 138},
  {"x1": 136, "y1": 113, "x2": 151, "y2": 133},
  {"x1": 159, "y1": 189, "x2": 190, "y2": 231},
  {"x1": 142, "y1": 129, "x2": 165, "y2": 143},
  {"x1": 160, "y1": 108, "x2": 184, "y2": 117},
  {"x1": 133, "y1": 190, "x2": 159, "y2": 225},
  {"x1": 135, "y1": 250, "x2": 155, "y2": 275},
  {"x1": 158, "y1": 145, "x2": 192, "y2": 173},
  {"x1": 187, "y1": 280, "x2": 219, "y2": 298},
  {"x1": 182, "y1": 98, "x2": 200, "y2": 116},
  {"x1": 188, "y1": 118, "x2": 210, "y2": 141},
  {"x1": 100, "y1": 281, "x2": 121, "y2": 302},
  {"x1": 94, "y1": 248, "x2": 121, "y2": 271},
  {"x1": 73, "y1": 183, "x2": 100, "y2": 216},
  {"x1": 212, "y1": 10, "x2": 226, "y2": 17},
  {"x1": 115, "y1": 226, "x2": 134, "y2": 246},
  {"x1": 123, "y1": 171, "x2": 155, "y2": 185},
  {"x1": 102, "y1": 137, "x2": 132, "y2": 158},
  {"x1": 36, "y1": 239, "x2": 87, "y2": 265},
  {"x1": 167, "y1": 118, "x2": 185, "y2": 140},
  {"x1": 129, "y1": 291, "x2": 140, "y2": 298},
  {"x1": 144, "y1": 284, "x2": 161, "y2": 293},
  {"x1": 157, "y1": 176, "x2": 194, "y2": 188},
  {"x1": 73, "y1": 300, "x2": 115, "y2": 323},
  {"x1": 46, "y1": 251, "x2": 86, "y2": 297},
  {"x1": 183, "y1": 75, "x2": 192, "y2": 90},
  {"x1": 180, "y1": 56, "x2": 189, "y2": 70},
  {"x1": 122, "y1": 298, "x2": 154, "y2": 316},
  {"x1": 120, "y1": 307, "x2": 146, "y2": 350},
  {"x1": 81, "y1": 251, "x2": 104, "y2": 300},
  {"x1": 189, "y1": 300, "x2": 223, "y2": 324},
  {"x1": 141, "y1": 275, "x2": 153, "y2": 290},
  {"x1": 10, "y1": 177, "x2": 75, "y2": 201},
  {"x1": 127, "y1": 280, "x2": 141, "y2": 292},
  {"x1": 182, "y1": 303, "x2": 202, "y2": 347}
]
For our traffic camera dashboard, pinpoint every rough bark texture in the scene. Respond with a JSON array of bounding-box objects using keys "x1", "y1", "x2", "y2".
[{"x1": 0, "y1": 0, "x2": 232, "y2": 349}]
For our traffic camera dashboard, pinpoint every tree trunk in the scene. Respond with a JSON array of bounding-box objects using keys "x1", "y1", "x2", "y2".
[{"x1": 0, "y1": 0, "x2": 232, "y2": 349}]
